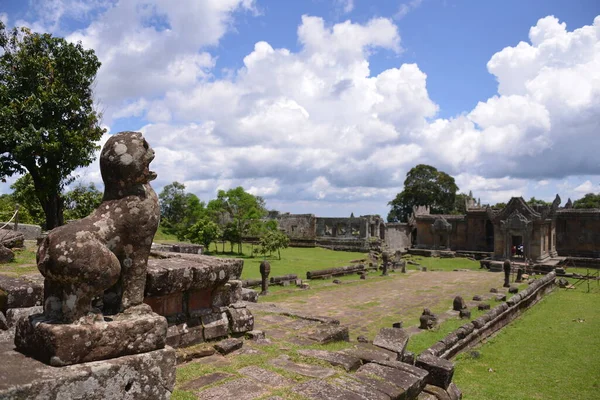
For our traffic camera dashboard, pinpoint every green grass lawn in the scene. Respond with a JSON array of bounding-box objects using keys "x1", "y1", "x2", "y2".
[
  {"x1": 403, "y1": 255, "x2": 481, "y2": 271},
  {"x1": 453, "y1": 284, "x2": 600, "y2": 400},
  {"x1": 208, "y1": 243, "x2": 368, "y2": 280}
]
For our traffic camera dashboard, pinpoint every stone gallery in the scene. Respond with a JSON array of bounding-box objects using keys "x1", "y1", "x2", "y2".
[{"x1": 275, "y1": 195, "x2": 599, "y2": 263}]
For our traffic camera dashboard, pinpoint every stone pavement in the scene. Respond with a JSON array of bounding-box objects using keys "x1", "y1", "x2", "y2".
[{"x1": 174, "y1": 270, "x2": 506, "y2": 399}]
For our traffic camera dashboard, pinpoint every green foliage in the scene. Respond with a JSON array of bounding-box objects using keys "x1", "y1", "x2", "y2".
[
  {"x1": 208, "y1": 187, "x2": 267, "y2": 254},
  {"x1": 10, "y1": 174, "x2": 44, "y2": 225},
  {"x1": 158, "y1": 182, "x2": 206, "y2": 240},
  {"x1": 492, "y1": 202, "x2": 506, "y2": 210},
  {"x1": 0, "y1": 23, "x2": 105, "y2": 229},
  {"x1": 573, "y1": 192, "x2": 600, "y2": 209},
  {"x1": 453, "y1": 192, "x2": 472, "y2": 215},
  {"x1": 63, "y1": 182, "x2": 102, "y2": 220},
  {"x1": 454, "y1": 287, "x2": 600, "y2": 399},
  {"x1": 526, "y1": 196, "x2": 550, "y2": 208},
  {"x1": 258, "y1": 229, "x2": 290, "y2": 260},
  {"x1": 186, "y1": 218, "x2": 220, "y2": 249},
  {"x1": 388, "y1": 164, "x2": 459, "y2": 222}
]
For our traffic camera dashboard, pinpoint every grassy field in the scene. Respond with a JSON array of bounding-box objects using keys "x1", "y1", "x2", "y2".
[
  {"x1": 204, "y1": 243, "x2": 369, "y2": 281},
  {"x1": 402, "y1": 255, "x2": 480, "y2": 272},
  {"x1": 453, "y1": 284, "x2": 600, "y2": 400}
]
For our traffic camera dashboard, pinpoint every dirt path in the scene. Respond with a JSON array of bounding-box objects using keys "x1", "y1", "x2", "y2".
[{"x1": 273, "y1": 270, "x2": 503, "y2": 335}]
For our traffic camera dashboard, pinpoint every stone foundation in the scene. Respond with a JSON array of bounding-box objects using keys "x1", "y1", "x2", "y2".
[
  {"x1": 0, "y1": 337, "x2": 175, "y2": 400},
  {"x1": 420, "y1": 272, "x2": 556, "y2": 360},
  {"x1": 15, "y1": 304, "x2": 167, "y2": 366}
]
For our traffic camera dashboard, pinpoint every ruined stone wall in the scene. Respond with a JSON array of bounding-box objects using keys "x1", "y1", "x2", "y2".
[
  {"x1": 384, "y1": 223, "x2": 411, "y2": 252},
  {"x1": 422, "y1": 272, "x2": 556, "y2": 360},
  {"x1": 277, "y1": 214, "x2": 317, "y2": 240},
  {"x1": 556, "y1": 209, "x2": 600, "y2": 257},
  {"x1": 0, "y1": 223, "x2": 42, "y2": 240},
  {"x1": 315, "y1": 217, "x2": 365, "y2": 238}
]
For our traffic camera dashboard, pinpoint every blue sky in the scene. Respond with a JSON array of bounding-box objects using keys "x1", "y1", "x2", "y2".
[{"x1": 1, "y1": 0, "x2": 599, "y2": 217}]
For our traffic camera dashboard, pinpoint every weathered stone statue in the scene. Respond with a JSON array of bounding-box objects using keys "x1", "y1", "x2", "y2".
[
  {"x1": 259, "y1": 260, "x2": 271, "y2": 295},
  {"x1": 452, "y1": 296, "x2": 467, "y2": 311},
  {"x1": 515, "y1": 267, "x2": 524, "y2": 283},
  {"x1": 419, "y1": 308, "x2": 437, "y2": 330},
  {"x1": 503, "y1": 259, "x2": 512, "y2": 288},
  {"x1": 15, "y1": 132, "x2": 167, "y2": 366},
  {"x1": 381, "y1": 251, "x2": 390, "y2": 276}
]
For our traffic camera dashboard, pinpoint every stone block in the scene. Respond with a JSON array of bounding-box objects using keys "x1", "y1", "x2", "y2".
[
  {"x1": 373, "y1": 327, "x2": 409, "y2": 359},
  {"x1": 228, "y1": 280, "x2": 243, "y2": 304},
  {"x1": 307, "y1": 324, "x2": 349, "y2": 344},
  {"x1": 143, "y1": 292, "x2": 183, "y2": 317},
  {"x1": 211, "y1": 283, "x2": 232, "y2": 307},
  {"x1": 403, "y1": 351, "x2": 415, "y2": 365},
  {"x1": 292, "y1": 379, "x2": 369, "y2": 400},
  {"x1": 446, "y1": 382, "x2": 462, "y2": 400},
  {"x1": 423, "y1": 384, "x2": 452, "y2": 400},
  {"x1": 14, "y1": 305, "x2": 167, "y2": 366},
  {"x1": 214, "y1": 338, "x2": 243, "y2": 355},
  {"x1": 459, "y1": 309, "x2": 471, "y2": 319},
  {"x1": 0, "y1": 275, "x2": 44, "y2": 312},
  {"x1": 472, "y1": 295, "x2": 482, "y2": 301},
  {"x1": 0, "y1": 311, "x2": 7, "y2": 330},
  {"x1": 241, "y1": 288, "x2": 258, "y2": 302},
  {"x1": 245, "y1": 330, "x2": 265, "y2": 340},
  {"x1": 5, "y1": 306, "x2": 43, "y2": 328},
  {"x1": 353, "y1": 371, "x2": 406, "y2": 399},
  {"x1": 297, "y1": 349, "x2": 362, "y2": 372},
  {"x1": 226, "y1": 307, "x2": 254, "y2": 333},
  {"x1": 238, "y1": 366, "x2": 293, "y2": 388},
  {"x1": 187, "y1": 288, "x2": 212, "y2": 311},
  {"x1": 477, "y1": 303, "x2": 490, "y2": 311},
  {"x1": 201, "y1": 312, "x2": 229, "y2": 340},
  {"x1": 0, "y1": 245, "x2": 14, "y2": 263},
  {"x1": 508, "y1": 286, "x2": 519, "y2": 294},
  {"x1": 330, "y1": 376, "x2": 391, "y2": 400},
  {"x1": 494, "y1": 294, "x2": 507, "y2": 302},
  {"x1": 269, "y1": 355, "x2": 336, "y2": 378},
  {"x1": 176, "y1": 343, "x2": 215, "y2": 363},
  {"x1": 179, "y1": 323, "x2": 205, "y2": 347},
  {"x1": 166, "y1": 324, "x2": 181, "y2": 348},
  {"x1": 416, "y1": 353, "x2": 455, "y2": 389},
  {"x1": 145, "y1": 259, "x2": 193, "y2": 296},
  {"x1": 357, "y1": 362, "x2": 424, "y2": 399},
  {"x1": 0, "y1": 229, "x2": 25, "y2": 248},
  {"x1": 180, "y1": 372, "x2": 232, "y2": 390},
  {"x1": 196, "y1": 377, "x2": 268, "y2": 400},
  {"x1": 0, "y1": 346, "x2": 176, "y2": 400},
  {"x1": 342, "y1": 343, "x2": 397, "y2": 364}
]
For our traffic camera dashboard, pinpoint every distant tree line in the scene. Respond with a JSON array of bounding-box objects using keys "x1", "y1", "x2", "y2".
[{"x1": 158, "y1": 183, "x2": 289, "y2": 258}]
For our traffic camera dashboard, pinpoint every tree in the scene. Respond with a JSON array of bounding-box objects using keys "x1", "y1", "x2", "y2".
[
  {"x1": 158, "y1": 182, "x2": 206, "y2": 239},
  {"x1": 186, "y1": 218, "x2": 220, "y2": 251},
  {"x1": 209, "y1": 187, "x2": 267, "y2": 254},
  {"x1": 0, "y1": 23, "x2": 105, "y2": 229},
  {"x1": 63, "y1": 182, "x2": 102, "y2": 220},
  {"x1": 10, "y1": 174, "x2": 45, "y2": 225},
  {"x1": 573, "y1": 193, "x2": 600, "y2": 209},
  {"x1": 527, "y1": 197, "x2": 550, "y2": 208},
  {"x1": 387, "y1": 164, "x2": 459, "y2": 222},
  {"x1": 258, "y1": 230, "x2": 290, "y2": 260}
]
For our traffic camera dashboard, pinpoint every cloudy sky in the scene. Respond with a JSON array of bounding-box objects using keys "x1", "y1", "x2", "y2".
[{"x1": 1, "y1": 0, "x2": 599, "y2": 217}]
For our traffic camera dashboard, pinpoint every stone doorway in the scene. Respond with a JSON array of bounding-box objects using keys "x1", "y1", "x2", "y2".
[{"x1": 512, "y1": 235, "x2": 524, "y2": 258}]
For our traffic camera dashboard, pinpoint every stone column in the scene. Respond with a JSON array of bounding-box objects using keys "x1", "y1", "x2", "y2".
[
  {"x1": 503, "y1": 259, "x2": 511, "y2": 288},
  {"x1": 259, "y1": 261, "x2": 271, "y2": 296}
]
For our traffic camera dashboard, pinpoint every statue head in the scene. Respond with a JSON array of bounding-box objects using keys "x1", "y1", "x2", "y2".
[{"x1": 100, "y1": 131, "x2": 156, "y2": 190}]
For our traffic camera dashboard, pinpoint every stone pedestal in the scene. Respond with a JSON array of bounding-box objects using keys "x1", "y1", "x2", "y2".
[
  {"x1": 0, "y1": 335, "x2": 175, "y2": 400},
  {"x1": 15, "y1": 304, "x2": 167, "y2": 366}
]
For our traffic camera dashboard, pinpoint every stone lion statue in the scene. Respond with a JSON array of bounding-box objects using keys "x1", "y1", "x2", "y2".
[{"x1": 37, "y1": 131, "x2": 160, "y2": 322}]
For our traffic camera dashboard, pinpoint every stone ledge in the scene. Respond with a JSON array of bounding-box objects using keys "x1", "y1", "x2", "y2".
[
  {"x1": 0, "y1": 343, "x2": 176, "y2": 400},
  {"x1": 14, "y1": 305, "x2": 167, "y2": 366}
]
